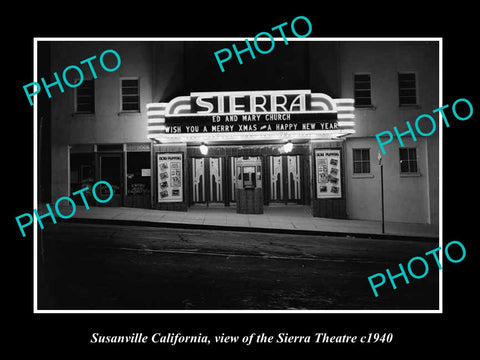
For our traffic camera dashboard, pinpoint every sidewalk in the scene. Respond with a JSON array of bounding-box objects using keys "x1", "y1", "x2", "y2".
[{"x1": 55, "y1": 204, "x2": 439, "y2": 241}]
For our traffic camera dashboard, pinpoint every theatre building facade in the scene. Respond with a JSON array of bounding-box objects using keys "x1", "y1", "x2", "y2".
[{"x1": 43, "y1": 40, "x2": 439, "y2": 225}]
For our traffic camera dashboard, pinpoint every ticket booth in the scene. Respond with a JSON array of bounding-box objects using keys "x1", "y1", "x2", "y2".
[{"x1": 236, "y1": 157, "x2": 263, "y2": 214}]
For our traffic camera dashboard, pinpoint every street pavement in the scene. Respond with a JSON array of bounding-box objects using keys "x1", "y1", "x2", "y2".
[{"x1": 38, "y1": 222, "x2": 440, "y2": 311}]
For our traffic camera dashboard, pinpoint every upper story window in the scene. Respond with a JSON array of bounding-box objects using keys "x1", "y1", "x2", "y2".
[
  {"x1": 75, "y1": 79, "x2": 95, "y2": 114},
  {"x1": 353, "y1": 148, "x2": 370, "y2": 174},
  {"x1": 399, "y1": 147, "x2": 418, "y2": 173},
  {"x1": 398, "y1": 72, "x2": 417, "y2": 106},
  {"x1": 121, "y1": 78, "x2": 140, "y2": 112},
  {"x1": 354, "y1": 73, "x2": 372, "y2": 107}
]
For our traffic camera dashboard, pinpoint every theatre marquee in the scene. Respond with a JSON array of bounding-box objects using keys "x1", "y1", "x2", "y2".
[{"x1": 147, "y1": 90, "x2": 355, "y2": 142}]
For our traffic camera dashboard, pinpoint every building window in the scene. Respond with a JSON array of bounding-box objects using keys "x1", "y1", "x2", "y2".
[
  {"x1": 399, "y1": 147, "x2": 418, "y2": 173},
  {"x1": 121, "y1": 78, "x2": 140, "y2": 111},
  {"x1": 75, "y1": 80, "x2": 94, "y2": 113},
  {"x1": 398, "y1": 72, "x2": 417, "y2": 106},
  {"x1": 354, "y1": 73, "x2": 372, "y2": 107},
  {"x1": 353, "y1": 148, "x2": 370, "y2": 174}
]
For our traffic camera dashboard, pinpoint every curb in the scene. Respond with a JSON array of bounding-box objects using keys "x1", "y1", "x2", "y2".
[{"x1": 66, "y1": 217, "x2": 439, "y2": 242}]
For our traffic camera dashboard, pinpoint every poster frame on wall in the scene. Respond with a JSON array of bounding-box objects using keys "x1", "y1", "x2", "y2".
[
  {"x1": 314, "y1": 148, "x2": 342, "y2": 199},
  {"x1": 157, "y1": 152, "x2": 183, "y2": 203}
]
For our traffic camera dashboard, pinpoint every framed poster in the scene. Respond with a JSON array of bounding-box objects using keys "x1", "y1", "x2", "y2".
[
  {"x1": 157, "y1": 153, "x2": 183, "y2": 202},
  {"x1": 315, "y1": 149, "x2": 341, "y2": 199}
]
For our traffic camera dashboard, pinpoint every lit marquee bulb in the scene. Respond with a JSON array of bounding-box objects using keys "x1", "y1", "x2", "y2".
[
  {"x1": 199, "y1": 143, "x2": 208, "y2": 155},
  {"x1": 283, "y1": 141, "x2": 293, "y2": 153}
]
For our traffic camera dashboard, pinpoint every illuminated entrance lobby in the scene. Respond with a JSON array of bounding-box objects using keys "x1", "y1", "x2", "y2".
[{"x1": 147, "y1": 89, "x2": 354, "y2": 218}]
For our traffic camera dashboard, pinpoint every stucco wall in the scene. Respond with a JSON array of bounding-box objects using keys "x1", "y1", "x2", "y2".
[
  {"x1": 345, "y1": 137, "x2": 430, "y2": 223},
  {"x1": 50, "y1": 41, "x2": 153, "y2": 199}
]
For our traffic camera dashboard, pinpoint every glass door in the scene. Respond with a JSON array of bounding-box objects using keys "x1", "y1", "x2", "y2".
[
  {"x1": 192, "y1": 157, "x2": 224, "y2": 204},
  {"x1": 208, "y1": 157, "x2": 223, "y2": 203},
  {"x1": 268, "y1": 155, "x2": 302, "y2": 203},
  {"x1": 192, "y1": 158, "x2": 205, "y2": 203},
  {"x1": 99, "y1": 154, "x2": 123, "y2": 206}
]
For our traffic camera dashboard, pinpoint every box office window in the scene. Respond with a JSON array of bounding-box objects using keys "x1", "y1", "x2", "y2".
[
  {"x1": 242, "y1": 166, "x2": 258, "y2": 189},
  {"x1": 354, "y1": 73, "x2": 372, "y2": 107},
  {"x1": 353, "y1": 148, "x2": 370, "y2": 174},
  {"x1": 399, "y1": 147, "x2": 418, "y2": 173},
  {"x1": 121, "y1": 78, "x2": 140, "y2": 111},
  {"x1": 75, "y1": 79, "x2": 95, "y2": 113},
  {"x1": 398, "y1": 72, "x2": 417, "y2": 106}
]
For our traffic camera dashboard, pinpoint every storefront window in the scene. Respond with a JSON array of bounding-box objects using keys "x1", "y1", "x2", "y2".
[
  {"x1": 70, "y1": 153, "x2": 95, "y2": 195},
  {"x1": 127, "y1": 152, "x2": 151, "y2": 196}
]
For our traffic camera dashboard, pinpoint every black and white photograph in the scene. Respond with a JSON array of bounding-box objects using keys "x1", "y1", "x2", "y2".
[
  {"x1": 7, "y1": 6, "x2": 477, "y2": 356},
  {"x1": 33, "y1": 38, "x2": 441, "y2": 312}
]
